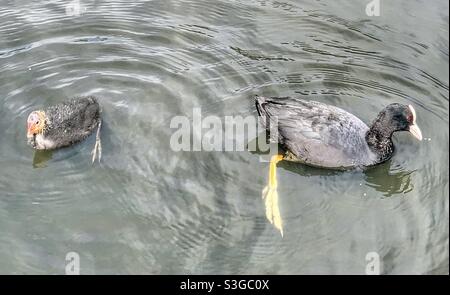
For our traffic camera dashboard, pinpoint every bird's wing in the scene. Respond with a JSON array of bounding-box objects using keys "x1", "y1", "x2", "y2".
[
  {"x1": 45, "y1": 97, "x2": 100, "y2": 143},
  {"x1": 256, "y1": 96, "x2": 370, "y2": 168}
]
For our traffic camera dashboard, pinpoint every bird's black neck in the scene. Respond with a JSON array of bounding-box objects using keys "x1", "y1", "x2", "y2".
[{"x1": 366, "y1": 118, "x2": 395, "y2": 162}]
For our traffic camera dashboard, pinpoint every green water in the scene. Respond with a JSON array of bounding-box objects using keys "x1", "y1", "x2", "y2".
[{"x1": 0, "y1": 0, "x2": 448, "y2": 274}]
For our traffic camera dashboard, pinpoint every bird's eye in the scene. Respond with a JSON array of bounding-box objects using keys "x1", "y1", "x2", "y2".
[
  {"x1": 35, "y1": 121, "x2": 39, "y2": 125},
  {"x1": 406, "y1": 114, "x2": 413, "y2": 124}
]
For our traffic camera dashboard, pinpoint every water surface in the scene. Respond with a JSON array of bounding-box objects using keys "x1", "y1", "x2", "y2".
[{"x1": 0, "y1": 0, "x2": 448, "y2": 274}]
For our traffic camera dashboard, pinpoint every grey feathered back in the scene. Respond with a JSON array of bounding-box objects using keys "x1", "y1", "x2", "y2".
[
  {"x1": 44, "y1": 96, "x2": 101, "y2": 148},
  {"x1": 256, "y1": 96, "x2": 378, "y2": 169}
]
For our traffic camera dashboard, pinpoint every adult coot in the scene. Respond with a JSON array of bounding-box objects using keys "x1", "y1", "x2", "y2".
[
  {"x1": 26, "y1": 96, "x2": 102, "y2": 163},
  {"x1": 255, "y1": 95, "x2": 422, "y2": 236}
]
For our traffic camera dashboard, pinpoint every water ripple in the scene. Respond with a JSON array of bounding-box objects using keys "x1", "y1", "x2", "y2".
[{"x1": 0, "y1": 0, "x2": 448, "y2": 274}]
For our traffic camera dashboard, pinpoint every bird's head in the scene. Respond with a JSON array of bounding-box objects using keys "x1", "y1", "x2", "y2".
[
  {"x1": 27, "y1": 111, "x2": 46, "y2": 138},
  {"x1": 381, "y1": 103, "x2": 423, "y2": 141}
]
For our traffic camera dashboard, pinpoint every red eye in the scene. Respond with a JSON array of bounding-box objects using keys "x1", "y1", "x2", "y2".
[{"x1": 407, "y1": 114, "x2": 413, "y2": 123}]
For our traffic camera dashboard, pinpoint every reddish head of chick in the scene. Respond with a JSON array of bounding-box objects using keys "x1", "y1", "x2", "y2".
[{"x1": 27, "y1": 111, "x2": 46, "y2": 138}]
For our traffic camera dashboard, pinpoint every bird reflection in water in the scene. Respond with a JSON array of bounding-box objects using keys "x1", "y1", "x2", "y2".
[
  {"x1": 32, "y1": 150, "x2": 53, "y2": 168},
  {"x1": 363, "y1": 161, "x2": 415, "y2": 198}
]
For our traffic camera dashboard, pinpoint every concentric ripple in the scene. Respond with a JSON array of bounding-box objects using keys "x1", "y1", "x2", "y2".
[{"x1": 0, "y1": 0, "x2": 448, "y2": 274}]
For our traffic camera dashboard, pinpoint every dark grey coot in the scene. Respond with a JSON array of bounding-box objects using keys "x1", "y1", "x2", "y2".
[
  {"x1": 255, "y1": 95, "x2": 422, "y2": 236},
  {"x1": 256, "y1": 95, "x2": 422, "y2": 169},
  {"x1": 26, "y1": 96, "x2": 102, "y2": 163}
]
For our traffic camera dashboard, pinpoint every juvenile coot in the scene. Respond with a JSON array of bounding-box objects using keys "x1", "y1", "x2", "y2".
[
  {"x1": 27, "y1": 96, "x2": 102, "y2": 163},
  {"x1": 255, "y1": 95, "x2": 422, "y2": 236}
]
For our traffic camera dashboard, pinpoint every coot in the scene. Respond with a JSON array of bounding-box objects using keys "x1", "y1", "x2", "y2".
[
  {"x1": 27, "y1": 96, "x2": 102, "y2": 163},
  {"x1": 255, "y1": 95, "x2": 422, "y2": 236}
]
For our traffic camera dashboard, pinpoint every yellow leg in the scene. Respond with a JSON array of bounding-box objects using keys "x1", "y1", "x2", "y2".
[
  {"x1": 262, "y1": 154, "x2": 284, "y2": 237},
  {"x1": 91, "y1": 120, "x2": 102, "y2": 164}
]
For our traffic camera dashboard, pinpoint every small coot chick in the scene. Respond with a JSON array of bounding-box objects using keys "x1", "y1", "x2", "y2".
[
  {"x1": 255, "y1": 95, "x2": 422, "y2": 236},
  {"x1": 27, "y1": 96, "x2": 102, "y2": 163}
]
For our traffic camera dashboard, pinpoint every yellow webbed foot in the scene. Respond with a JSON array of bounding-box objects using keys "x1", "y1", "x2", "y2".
[
  {"x1": 91, "y1": 120, "x2": 102, "y2": 164},
  {"x1": 262, "y1": 184, "x2": 283, "y2": 237},
  {"x1": 262, "y1": 154, "x2": 284, "y2": 237}
]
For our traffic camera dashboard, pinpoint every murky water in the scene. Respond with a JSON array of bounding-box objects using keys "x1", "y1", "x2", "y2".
[{"x1": 0, "y1": 0, "x2": 448, "y2": 274}]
